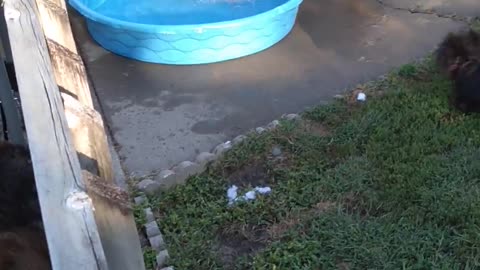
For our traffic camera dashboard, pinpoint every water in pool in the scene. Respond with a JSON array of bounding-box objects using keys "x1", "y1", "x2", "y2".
[{"x1": 94, "y1": 0, "x2": 289, "y2": 25}]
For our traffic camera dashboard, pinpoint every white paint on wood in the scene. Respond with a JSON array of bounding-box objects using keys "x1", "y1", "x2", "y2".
[
  {"x1": 3, "y1": 0, "x2": 109, "y2": 269},
  {"x1": 65, "y1": 190, "x2": 94, "y2": 210}
]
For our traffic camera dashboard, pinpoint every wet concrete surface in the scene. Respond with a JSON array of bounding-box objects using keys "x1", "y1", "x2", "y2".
[
  {"x1": 69, "y1": 0, "x2": 472, "y2": 176},
  {"x1": 382, "y1": 0, "x2": 480, "y2": 18}
]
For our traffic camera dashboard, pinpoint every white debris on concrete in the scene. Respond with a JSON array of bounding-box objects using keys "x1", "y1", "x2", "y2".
[
  {"x1": 255, "y1": 127, "x2": 267, "y2": 134},
  {"x1": 213, "y1": 141, "x2": 232, "y2": 156},
  {"x1": 266, "y1": 120, "x2": 280, "y2": 130},
  {"x1": 283, "y1": 113, "x2": 301, "y2": 121}
]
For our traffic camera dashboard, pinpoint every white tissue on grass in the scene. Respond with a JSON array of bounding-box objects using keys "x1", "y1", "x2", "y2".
[
  {"x1": 244, "y1": 191, "x2": 256, "y2": 200},
  {"x1": 255, "y1": 187, "x2": 272, "y2": 194},
  {"x1": 227, "y1": 185, "x2": 272, "y2": 205},
  {"x1": 227, "y1": 185, "x2": 239, "y2": 205},
  {"x1": 357, "y1": 92, "x2": 367, "y2": 101}
]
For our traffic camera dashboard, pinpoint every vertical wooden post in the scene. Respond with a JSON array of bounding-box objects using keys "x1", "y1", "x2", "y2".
[
  {"x1": 3, "y1": 0, "x2": 109, "y2": 268},
  {"x1": 32, "y1": 0, "x2": 147, "y2": 269}
]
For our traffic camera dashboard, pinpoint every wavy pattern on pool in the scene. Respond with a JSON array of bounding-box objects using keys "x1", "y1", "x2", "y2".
[{"x1": 69, "y1": 0, "x2": 303, "y2": 65}]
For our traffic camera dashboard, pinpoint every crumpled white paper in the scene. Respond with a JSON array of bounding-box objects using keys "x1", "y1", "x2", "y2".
[
  {"x1": 357, "y1": 92, "x2": 367, "y2": 101},
  {"x1": 227, "y1": 185, "x2": 272, "y2": 205}
]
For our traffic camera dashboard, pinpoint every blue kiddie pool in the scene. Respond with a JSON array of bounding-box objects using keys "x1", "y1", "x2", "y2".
[{"x1": 69, "y1": 0, "x2": 303, "y2": 65}]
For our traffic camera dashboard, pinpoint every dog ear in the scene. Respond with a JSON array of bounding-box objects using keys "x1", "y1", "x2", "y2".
[
  {"x1": 447, "y1": 57, "x2": 462, "y2": 79},
  {"x1": 448, "y1": 64, "x2": 459, "y2": 78}
]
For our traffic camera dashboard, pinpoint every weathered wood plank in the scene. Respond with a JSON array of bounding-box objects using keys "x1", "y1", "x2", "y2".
[
  {"x1": 64, "y1": 92, "x2": 147, "y2": 270},
  {"x1": 37, "y1": 0, "x2": 77, "y2": 53},
  {"x1": 49, "y1": 39, "x2": 94, "y2": 111},
  {"x1": 63, "y1": 93, "x2": 114, "y2": 183},
  {"x1": 35, "y1": 0, "x2": 93, "y2": 106},
  {"x1": 35, "y1": 1, "x2": 147, "y2": 269},
  {"x1": 35, "y1": 0, "x2": 114, "y2": 181},
  {"x1": 82, "y1": 171, "x2": 148, "y2": 270},
  {"x1": 3, "y1": 0, "x2": 109, "y2": 269}
]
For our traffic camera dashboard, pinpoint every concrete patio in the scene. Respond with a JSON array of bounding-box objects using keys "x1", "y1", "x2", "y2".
[{"x1": 69, "y1": 0, "x2": 478, "y2": 177}]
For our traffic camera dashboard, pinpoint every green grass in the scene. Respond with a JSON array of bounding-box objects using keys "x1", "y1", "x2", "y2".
[
  {"x1": 472, "y1": 19, "x2": 480, "y2": 31},
  {"x1": 143, "y1": 247, "x2": 158, "y2": 270},
  {"x1": 148, "y1": 57, "x2": 480, "y2": 270}
]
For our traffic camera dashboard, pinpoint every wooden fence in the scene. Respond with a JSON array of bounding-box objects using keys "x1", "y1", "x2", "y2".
[{"x1": 1, "y1": 0, "x2": 146, "y2": 269}]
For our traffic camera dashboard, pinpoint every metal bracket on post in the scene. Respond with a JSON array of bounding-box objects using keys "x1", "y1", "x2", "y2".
[
  {"x1": 0, "y1": 3, "x2": 24, "y2": 145},
  {"x1": 0, "y1": 5, "x2": 13, "y2": 64},
  {"x1": 0, "y1": 60, "x2": 24, "y2": 145}
]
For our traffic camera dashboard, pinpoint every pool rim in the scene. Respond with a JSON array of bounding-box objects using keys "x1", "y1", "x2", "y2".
[{"x1": 69, "y1": 0, "x2": 303, "y2": 33}]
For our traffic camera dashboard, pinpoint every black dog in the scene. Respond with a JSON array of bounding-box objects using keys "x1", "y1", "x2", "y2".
[
  {"x1": 0, "y1": 142, "x2": 51, "y2": 270},
  {"x1": 436, "y1": 28, "x2": 480, "y2": 113},
  {"x1": 451, "y1": 60, "x2": 480, "y2": 113},
  {"x1": 0, "y1": 142, "x2": 41, "y2": 230}
]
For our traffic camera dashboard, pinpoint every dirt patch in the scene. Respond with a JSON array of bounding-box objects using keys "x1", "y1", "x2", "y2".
[
  {"x1": 268, "y1": 201, "x2": 336, "y2": 240},
  {"x1": 227, "y1": 161, "x2": 273, "y2": 188},
  {"x1": 440, "y1": 112, "x2": 464, "y2": 124},
  {"x1": 301, "y1": 120, "x2": 331, "y2": 137},
  {"x1": 337, "y1": 261, "x2": 352, "y2": 270},
  {"x1": 215, "y1": 201, "x2": 337, "y2": 267},
  {"x1": 268, "y1": 213, "x2": 302, "y2": 240},
  {"x1": 342, "y1": 192, "x2": 378, "y2": 217},
  {"x1": 216, "y1": 224, "x2": 269, "y2": 269}
]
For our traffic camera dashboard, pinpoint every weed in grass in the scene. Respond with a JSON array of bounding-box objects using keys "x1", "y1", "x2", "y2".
[
  {"x1": 133, "y1": 203, "x2": 148, "y2": 228},
  {"x1": 143, "y1": 247, "x2": 157, "y2": 270},
  {"x1": 398, "y1": 63, "x2": 418, "y2": 78}
]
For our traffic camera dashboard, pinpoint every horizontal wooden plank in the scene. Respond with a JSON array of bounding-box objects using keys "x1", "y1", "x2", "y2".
[
  {"x1": 3, "y1": 0, "x2": 109, "y2": 269},
  {"x1": 39, "y1": 1, "x2": 147, "y2": 269},
  {"x1": 37, "y1": 0, "x2": 77, "y2": 52},
  {"x1": 37, "y1": 0, "x2": 147, "y2": 268},
  {"x1": 43, "y1": 0, "x2": 67, "y2": 10},
  {"x1": 65, "y1": 96, "x2": 147, "y2": 270},
  {"x1": 48, "y1": 39, "x2": 93, "y2": 107},
  {"x1": 82, "y1": 170, "x2": 146, "y2": 270},
  {"x1": 63, "y1": 93, "x2": 114, "y2": 182}
]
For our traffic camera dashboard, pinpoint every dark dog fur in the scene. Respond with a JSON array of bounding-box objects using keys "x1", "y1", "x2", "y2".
[
  {"x1": 0, "y1": 226, "x2": 51, "y2": 270},
  {"x1": 0, "y1": 143, "x2": 41, "y2": 230},
  {"x1": 0, "y1": 142, "x2": 51, "y2": 270},
  {"x1": 451, "y1": 60, "x2": 480, "y2": 113},
  {"x1": 436, "y1": 28, "x2": 480, "y2": 113}
]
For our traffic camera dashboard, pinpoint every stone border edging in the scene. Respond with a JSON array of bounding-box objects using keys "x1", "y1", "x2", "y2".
[
  {"x1": 133, "y1": 113, "x2": 302, "y2": 270},
  {"x1": 135, "y1": 113, "x2": 301, "y2": 195},
  {"x1": 134, "y1": 194, "x2": 174, "y2": 270}
]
